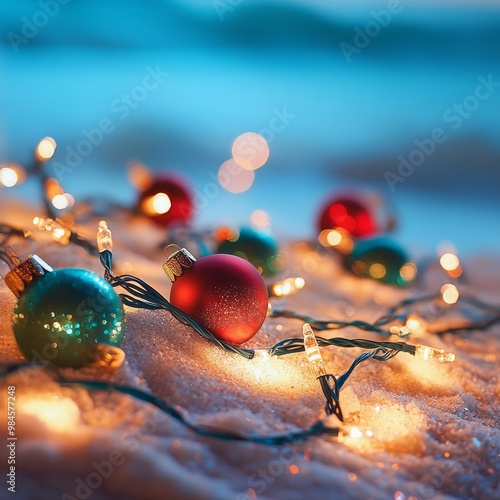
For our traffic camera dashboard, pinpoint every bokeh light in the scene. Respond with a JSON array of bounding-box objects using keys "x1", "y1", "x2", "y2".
[
  {"x1": 51, "y1": 193, "x2": 74, "y2": 210},
  {"x1": 52, "y1": 194, "x2": 69, "y2": 210},
  {"x1": 0, "y1": 165, "x2": 25, "y2": 187},
  {"x1": 440, "y1": 253, "x2": 460, "y2": 272},
  {"x1": 20, "y1": 395, "x2": 80, "y2": 432},
  {"x1": 441, "y1": 283, "x2": 459, "y2": 304},
  {"x1": 231, "y1": 132, "x2": 269, "y2": 170},
  {"x1": 128, "y1": 162, "x2": 153, "y2": 191},
  {"x1": 250, "y1": 209, "x2": 270, "y2": 227},
  {"x1": 141, "y1": 192, "x2": 172, "y2": 215},
  {"x1": 35, "y1": 137, "x2": 57, "y2": 161},
  {"x1": 218, "y1": 158, "x2": 255, "y2": 193}
]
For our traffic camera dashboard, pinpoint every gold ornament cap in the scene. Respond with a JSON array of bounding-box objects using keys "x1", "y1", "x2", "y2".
[
  {"x1": 84, "y1": 343, "x2": 126, "y2": 371},
  {"x1": 162, "y1": 244, "x2": 196, "y2": 282},
  {"x1": 4, "y1": 254, "x2": 53, "y2": 298}
]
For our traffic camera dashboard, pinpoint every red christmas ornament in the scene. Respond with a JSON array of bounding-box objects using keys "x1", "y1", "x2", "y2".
[
  {"x1": 137, "y1": 173, "x2": 193, "y2": 227},
  {"x1": 164, "y1": 247, "x2": 268, "y2": 344},
  {"x1": 317, "y1": 191, "x2": 391, "y2": 238}
]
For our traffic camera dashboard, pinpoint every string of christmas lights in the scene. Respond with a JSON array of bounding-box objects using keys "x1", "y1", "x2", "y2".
[
  {"x1": 1, "y1": 216, "x2": 495, "y2": 356},
  {"x1": 0, "y1": 130, "x2": 497, "y2": 491},
  {"x1": 272, "y1": 294, "x2": 500, "y2": 339},
  {"x1": 96, "y1": 222, "x2": 456, "y2": 364},
  {"x1": 0, "y1": 362, "x2": 355, "y2": 446},
  {"x1": 0, "y1": 220, "x2": 97, "y2": 255},
  {"x1": 0, "y1": 137, "x2": 76, "y2": 217}
]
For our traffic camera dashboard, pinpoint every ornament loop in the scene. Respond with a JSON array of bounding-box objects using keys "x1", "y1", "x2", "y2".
[{"x1": 162, "y1": 245, "x2": 196, "y2": 282}]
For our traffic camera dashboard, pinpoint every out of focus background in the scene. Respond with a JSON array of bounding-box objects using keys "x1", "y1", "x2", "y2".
[{"x1": 1, "y1": 0, "x2": 499, "y2": 255}]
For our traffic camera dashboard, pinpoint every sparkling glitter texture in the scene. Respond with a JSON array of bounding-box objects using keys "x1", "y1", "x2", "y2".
[
  {"x1": 12, "y1": 268, "x2": 125, "y2": 368},
  {"x1": 169, "y1": 254, "x2": 268, "y2": 344}
]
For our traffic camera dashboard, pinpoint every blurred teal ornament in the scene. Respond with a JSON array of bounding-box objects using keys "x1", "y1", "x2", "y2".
[
  {"x1": 345, "y1": 237, "x2": 417, "y2": 286},
  {"x1": 12, "y1": 267, "x2": 125, "y2": 368},
  {"x1": 215, "y1": 227, "x2": 283, "y2": 276}
]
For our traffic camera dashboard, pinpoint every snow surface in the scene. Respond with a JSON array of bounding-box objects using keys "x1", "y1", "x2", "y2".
[{"x1": 0, "y1": 199, "x2": 499, "y2": 500}]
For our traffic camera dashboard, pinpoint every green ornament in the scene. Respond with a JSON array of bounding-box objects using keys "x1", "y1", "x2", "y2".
[
  {"x1": 8, "y1": 261, "x2": 125, "y2": 368},
  {"x1": 345, "y1": 237, "x2": 417, "y2": 286},
  {"x1": 215, "y1": 227, "x2": 283, "y2": 276}
]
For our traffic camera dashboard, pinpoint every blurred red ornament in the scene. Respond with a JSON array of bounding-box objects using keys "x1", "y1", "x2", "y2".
[
  {"x1": 317, "y1": 191, "x2": 393, "y2": 238},
  {"x1": 165, "y1": 248, "x2": 268, "y2": 344},
  {"x1": 137, "y1": 173, "x2": 193, "y2": 227}
]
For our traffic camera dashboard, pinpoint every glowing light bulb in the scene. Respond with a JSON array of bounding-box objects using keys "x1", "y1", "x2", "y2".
[
  {"x1": 0, "y1": 165, "x2": 25, "y2": 187},
  {"x1": 369, "y1": 263, "x2": 386, "y2": 279},
  {"x1": 390, "y1": 325, "x2": 410, "y2": 337},
  {"x1": 338, "y1": 424, "x2": 374, "y2": 443},
  {"x1": 35, "y1": 137, "x2": 57, "y2": 161},
  {"x1": 399, "y1": 262, "x2": 418, "y2": 282},
  {"x1": 271, "y1": 277, "x2": 305, "y2": 297},
  {"x1": 439, "y1": 251, "x2": 462, "y2": 278},
  {"x1": 405, "y1": 314, "x2": 427, "y2": 337},
  {"x1": 318, "y1": 228, "x2": 354, "y2": 254},
  {"x1": 151, "y1": 193, "x2": 172, "y2": 214},
  {"x1": 142, "y1": 192, "x2": 172, "y2": 215},
  {"x1": 51, "y1": 194, "x2": 70, "y2": 210},
  {"x1": 414, "y1": 345, "x2": 455, "y2": 363},
  {"x1": 33, "y1": 216, "x2": 71, "y2": 244},
  {"x1": 302, "y1": 323, "x2": 326, "y2": 377},
  {"x1": 249, "y1": 349, "x2": 279, "y2": 382},
  {"x1": 20, "y1": 395, "x2": 80, "y2": 432},
  {"x1": 440, "y1": 253, "x2": 460, "y2": 272},
  {"x1": 391, "y1": 314, "x2": 427, "y2": 337},
  {"x1": 97, "y1": 220, "x2": 113, "y2": 252},
  {"x1": 441, "y1": 283, "x2": 459, "y2": 305},
  {"x1": 253, "y1": 349, "x2": 271, "y2": 362}
]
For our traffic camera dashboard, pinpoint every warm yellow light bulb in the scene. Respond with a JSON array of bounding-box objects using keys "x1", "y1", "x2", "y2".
[
  {"x1": 338, "y1": 424, "x2": 375, "y2": 443},
  {"x1": 51, "y1": 194, "x2": 69, "y2": 210},
  {"x1": 441, "y1": 283, "x2": 459, "y2": 305},
  {"x1": 440, "y1": 253, "x2": 460, "y2": 272},
  {"x1": 97, "y1": 220, "x2": 113, "y2": 252},
  {"x1": 303, "y1": 323, "x2": 326, "y2": 377},
  {"x1": 33, "y1": 216, "x2": 71, "y2": 244},
  {"x1": 414, "y1": 344, "x2": 455, "y2": 363},
  {"x1": 399, "y1": 262, "x2": 418, "y2": 282},
  {"x1": 0, "y1": 165, "x2": 25, "y2": 187},
  {"x1": 404, "y1": 314, "x2": 427, "y2": 337},
  {"x1": 20, "y1": 396, "x2": 80, "y2": 432},
  {"x1": 369, "y1": 263, "x2": 387, "y2": 279},
  {"x1": 151, "y1": 193, "x2": 172, "y2": 214},
  {"x1": 271, "y1": 277, "x2": 305, "y2": 297},
  {"x1": 35, "y1": 136, "x2": 57, "y2": 161}
]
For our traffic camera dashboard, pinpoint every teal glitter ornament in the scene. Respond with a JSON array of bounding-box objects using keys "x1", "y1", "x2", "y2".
[
  {"x1": 215, "y1": 227, "x2": 283, "y2": 276},
  {"x1": 3, "y1": 252, "x2": 126, "y2": 369},
  {"x1": 345, "y1": 237, "x2": 417, "y2": 286}
]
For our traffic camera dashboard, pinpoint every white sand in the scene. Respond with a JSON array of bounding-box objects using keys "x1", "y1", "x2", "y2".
[{"x1": 0, "y1": 202, "x2": 498, "y2": 500}]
